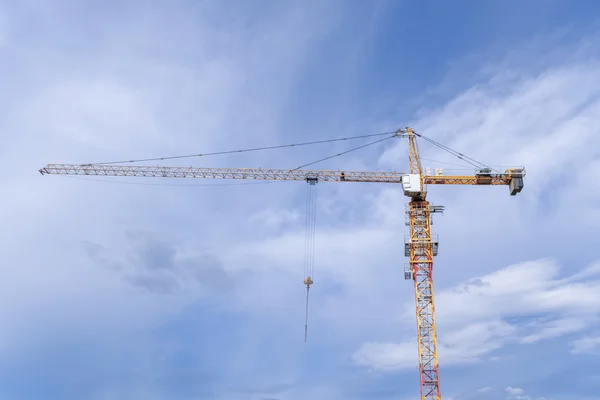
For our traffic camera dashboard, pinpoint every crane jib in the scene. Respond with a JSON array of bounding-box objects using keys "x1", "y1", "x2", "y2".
[{"x1": 39, "y1": 164, "x2": 525, "y2": 195}]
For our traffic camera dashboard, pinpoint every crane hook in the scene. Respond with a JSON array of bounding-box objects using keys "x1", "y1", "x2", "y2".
[{"x1": 303, "y1": 276, "x2": 313, "y2": 342}]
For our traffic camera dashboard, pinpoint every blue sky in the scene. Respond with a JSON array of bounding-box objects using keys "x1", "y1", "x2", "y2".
[{"x1": 2, "y1": 1, "x2": 600, "y2": 399}]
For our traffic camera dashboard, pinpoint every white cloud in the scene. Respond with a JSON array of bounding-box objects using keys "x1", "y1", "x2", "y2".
[
  {"x1": 248, "y1": 208, "x2": 301, "y2": 230},
  {"x1": 353, "y1": 319, "x2": 517, "y2": 370},
  {"x1": 352, "y1": 258, "x2": 600, "y2": 371},
  {"x1": 506, "y1": 386, "x2": 525, "y2": 396},
  {"x1": 504, "y1": 386, "x2": 547, "y2": 400},
  {"x1": 570, "y1": 334, "x2": 600, "y2": 355},
  {"x1": 520, "y1": 317, "x2": 593, "y2": 344}
]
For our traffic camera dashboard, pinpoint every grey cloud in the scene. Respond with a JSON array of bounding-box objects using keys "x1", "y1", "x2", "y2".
[
  {"x1": 181, "y1": 254, "x2": 234, "y2": 292},
  {"x1": 85, "y1": 231, "x2": 234, "y2": 295},
  {"x1": 468, "y1": 278, "x2": 491, "y2": 287},
  {"x1": 81, "y1": 240, "x2": 123, "y2": 271},
  {"x1": 453, "y1": 277, "x2": 491, "y2": 294},
  {"x1": 125, "y1": 270, "x2": 182, "y2": 294},
  {"x1": 126, "y1": 230, "x2": 177, "y2": 271}
]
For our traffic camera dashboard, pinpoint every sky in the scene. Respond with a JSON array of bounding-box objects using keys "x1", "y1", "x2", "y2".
[{"x1": 1, "y1": 0, "x2": 600, "y2": 399}]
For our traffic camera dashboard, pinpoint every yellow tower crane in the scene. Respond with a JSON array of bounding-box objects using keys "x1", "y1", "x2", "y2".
[{"x1": 39, "y1": 127, "x2": 525, "y2": 400}]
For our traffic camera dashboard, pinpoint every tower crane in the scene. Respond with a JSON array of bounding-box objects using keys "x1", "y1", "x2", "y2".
[{"x1": 39, "y1": 127, "x2": 525, "y2": 400}]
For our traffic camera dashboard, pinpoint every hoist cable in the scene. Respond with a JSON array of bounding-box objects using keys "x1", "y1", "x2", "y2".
[
  {"x1": 303, "y1": 179, "x2": 317, "y2": 342},
  {"x1": 304, "y1": 286, "x2": 310, "y2": 342},
  {"x1": 303, "y1": 180, "x2": 318, "y2": 280},
  {"x1": 303, "y1": 183, "x2": 311, "y2": 279}
]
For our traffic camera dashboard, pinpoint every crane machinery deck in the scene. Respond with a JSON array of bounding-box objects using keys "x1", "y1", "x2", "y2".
[{"x1": 39, "y1": 127, "x2": 525, "y2": 400}]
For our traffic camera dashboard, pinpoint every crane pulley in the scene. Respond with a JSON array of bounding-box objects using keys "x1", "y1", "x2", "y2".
[{"x1": 39, "y1": 127, "x2": 525, "y2": 400}]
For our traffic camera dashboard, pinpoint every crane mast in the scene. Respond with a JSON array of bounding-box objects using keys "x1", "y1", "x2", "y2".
[
  {"x1": 39, "y1": 128, "x2": 525, "y2": 400},
  {"x1": 405, "y1": 127, "x2": 441, "y2": 400}
]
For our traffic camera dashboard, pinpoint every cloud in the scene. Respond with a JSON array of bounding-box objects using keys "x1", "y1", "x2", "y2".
[
  {"x1": 248, "y1": 208, "x2": 301, "y2": 232},
  {"x1": 504, "y1": 386, "x2": 547, "y2": 400},
  {"x1": 506, "y1": 387, "x2": 525, "y2": 396},
  {"x1": 83, "y1": 230, "x2": 237, "y2": 295},
  {"x1": 520, "y1": 317, "x2": 592, "y2": 344},
  {"x1": 570, "y1": 334, "x2": 600, "y2": 355},
  {"x1": 352, "y1": 258, "x2": 600, "y2": 371}
]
